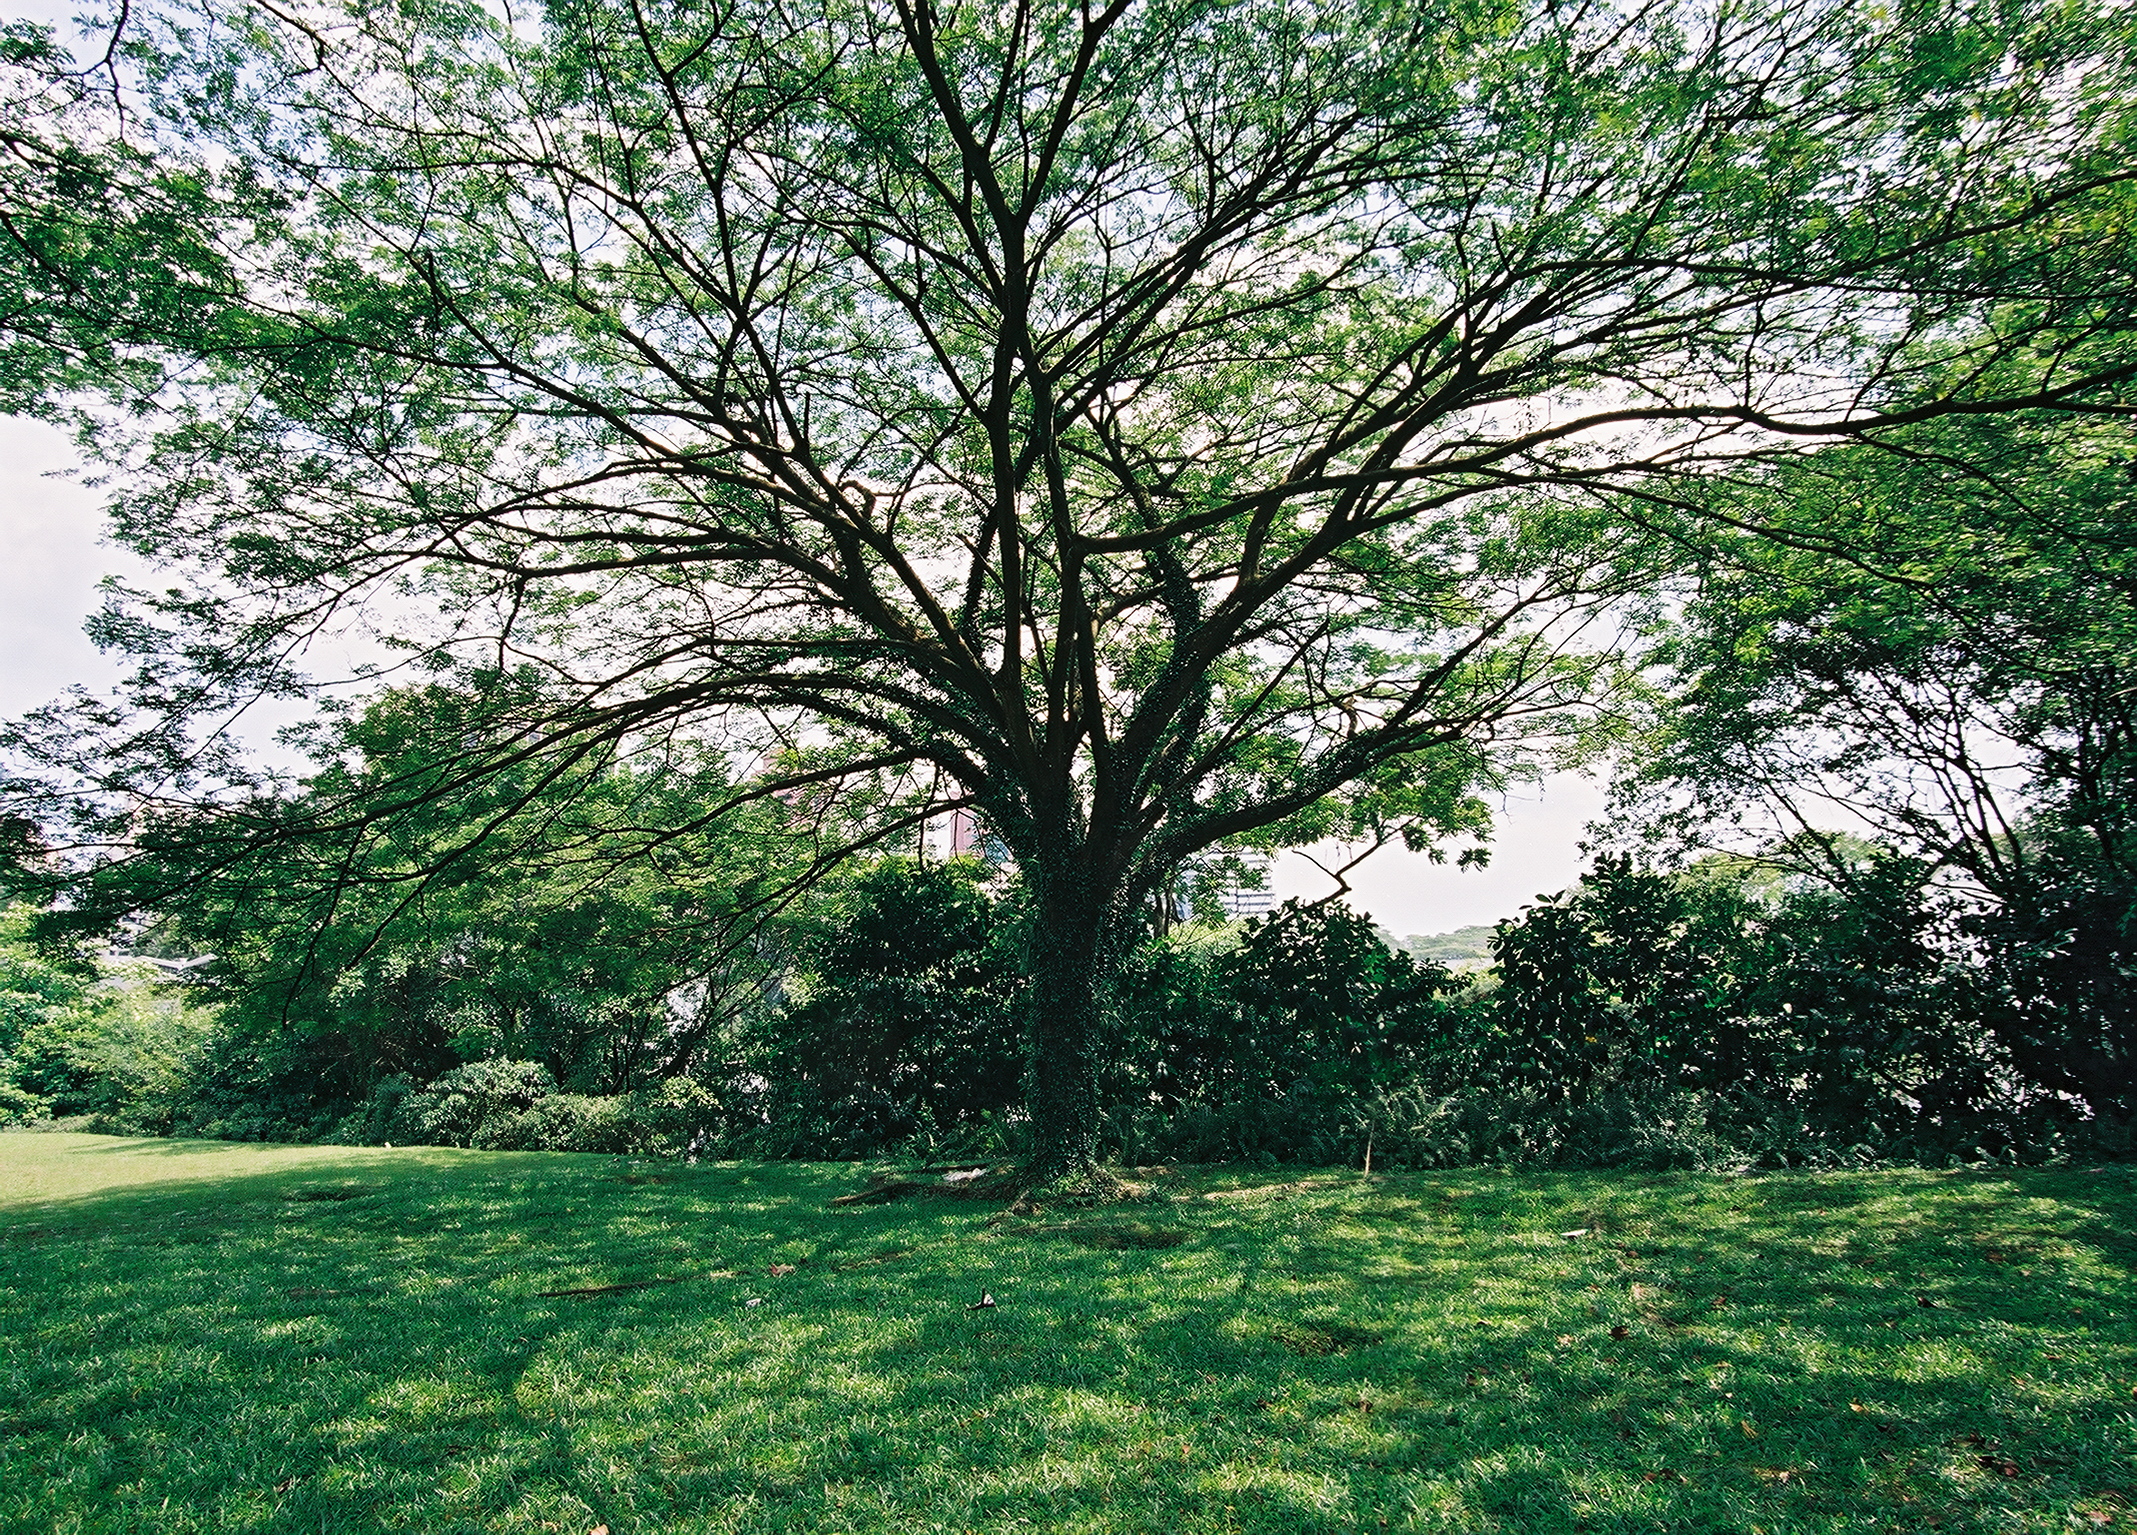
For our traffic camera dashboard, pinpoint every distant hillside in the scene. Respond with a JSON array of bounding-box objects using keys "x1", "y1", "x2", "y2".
[{"x1": 1400, "y1": 924, "x2": 1497, "y2": 970}]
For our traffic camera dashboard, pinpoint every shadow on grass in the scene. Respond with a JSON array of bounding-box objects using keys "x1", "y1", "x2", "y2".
[{"x1": 0, "y1": 1148, "x2": 2131, "y2": 1533}]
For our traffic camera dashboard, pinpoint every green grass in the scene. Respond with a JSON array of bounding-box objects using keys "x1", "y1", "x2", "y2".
[{"x1": 1, "y1": 1133, "x2": 2132, "y2": 1534}]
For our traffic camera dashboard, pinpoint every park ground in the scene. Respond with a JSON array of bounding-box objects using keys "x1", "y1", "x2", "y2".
[{"x1": 0, "y1": 1132, "x2": 2132, "y2": 1533}]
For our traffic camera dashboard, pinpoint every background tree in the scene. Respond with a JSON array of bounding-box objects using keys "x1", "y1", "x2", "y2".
[
  {"x1": 4, "y1": 0, "x2": 2134, "y2": 1182},
  {"x1": 1611, "y1": 407, "x2": 2137, "y2": 1120},
  {"x1": 143, "y1": 677, "x2": 801, "y2": 1125}
]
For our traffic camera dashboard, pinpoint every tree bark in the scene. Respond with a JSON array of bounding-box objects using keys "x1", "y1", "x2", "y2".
[{"x1": 1021, "y1": 856, "x2": 1114, "y2": 1186}]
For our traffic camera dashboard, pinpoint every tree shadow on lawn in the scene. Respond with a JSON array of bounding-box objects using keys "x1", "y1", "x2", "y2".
[{"x1": 1, "y1": 1153, "x2": 2130, "y2": 1533}]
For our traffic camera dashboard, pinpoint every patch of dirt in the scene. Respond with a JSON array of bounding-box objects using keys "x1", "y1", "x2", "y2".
[
  {"x1": 535, "y1": 1275, "x2": 691, "y2": 1299},
  {"x1": 1274, "y1": 1320, "x2": 1382, "y2": 1356},
  {"x1": 1017, "y1": 1220, "x2": 1189, "y2": 1251},
  {"x1": 830, "y1": 1181, "x2": 930, "y2": 1207},
  {"x1": 832, "y1": 1165, "x2": 1022, "y2": 1207},
  {"x1": 281, "y1": 1185, "x2": 379, "y2": 1203},
  {"x1": 1008, "y1": 1163, "x2": 1139, "y2": 1211},
  {"x1": 1203, "y1": 1178, "x2": 1346, "y2": 1204},
  {"x1": 831, "y1": 1246, "x2": 914, "y2": 1271}
]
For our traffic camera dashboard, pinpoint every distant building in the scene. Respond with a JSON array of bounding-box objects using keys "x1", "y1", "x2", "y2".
[
  {"x1": 926, "y1": 806, "x2": 1007, "y2": 865},
  {"x1": 1213, "y1": 852, "x2": 1276, "y2": 919}
]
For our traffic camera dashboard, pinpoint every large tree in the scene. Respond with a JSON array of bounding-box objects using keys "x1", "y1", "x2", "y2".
[{"x1": 4, "y1": 0, "x2": 2133, "y2": 1181}]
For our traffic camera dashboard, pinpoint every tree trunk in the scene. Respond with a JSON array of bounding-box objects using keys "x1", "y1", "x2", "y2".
[{"x1": 1022, "y1": 859, "x2": 1113, "y2": 1187}]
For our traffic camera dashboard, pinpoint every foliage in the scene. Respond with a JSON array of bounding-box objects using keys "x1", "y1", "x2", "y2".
[
  {"x1": 1475, "y1": 852, "x2": 2040, "y2": 1157},
  {"x1": 0, "y1": 20, "x2": 253, "y2": 419},
  {"x1": 744, "y1": 857, "x2": 1025, "y2": 1159},
  {"x1": 345, "y1": 1061, "x2": 726, "y2": 1157},
  {"x1": 6, "y1": 1133, "x2": 2134, "y2": 1534},
  {"x1": 1621, "y1": 410, "x2": 2137, "y2": 886},
  {"x1": 1112, "y1": 900, "x2": 1458, "y2": 1114},
  {"x1": 0, "y1": 904, "x2": 89, "y2": 1122},
  {"x1": 7, "y1": 0, "x2": 2134, "y2": 1175},
  {"x1": 0, "y1": 904, "x2": 218, "y2": 1130},
  {"x1": 1965, "y1": 834, "x2": 2137, "y2": 1124},
  {"x1": 1482, "y1": 855, "x2": 1755, "y2": 1107},
  {"x1": 375, "y1": 1059, "x2": 559, "y2": 1149},
  {"x1": 134, "y1": 680, "x2": 800, "y2": 1125},
  {"x1": 473, "y1": 1078, "x2": 725, "y2": 1157},
  {"x1": 1610, "y1": 410, "x2": 2137, "y2": 1127},
  {"x1": 1112, "y1": 1079, "x2": 1762, "y2": 1174}
]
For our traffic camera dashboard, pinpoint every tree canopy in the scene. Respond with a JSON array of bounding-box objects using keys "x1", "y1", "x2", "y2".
[{"x1": 4, "y1": 0, "x2": 2134, "y2": 1179}]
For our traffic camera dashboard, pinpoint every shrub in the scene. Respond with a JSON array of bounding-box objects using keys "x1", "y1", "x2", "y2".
[
  {"x1": 0, "y1": 1075, "x2": 47, "y2": 1126},
  {"x1": 0, "y1": 912, "x2": 222, "y2": 1135},
  {"x1": 1109, "y1": 900, "x2": 1463, "y2": 1114},
  {"x1": 751, "y1": 857, "x2": 1025, "y2": 1142},
  {"x1": 479, "y1": 1078, "x2": 725, "y2": 1156},
  {"x1": 385, "y1": 1059, "x2": 558, "y2": 1147}
]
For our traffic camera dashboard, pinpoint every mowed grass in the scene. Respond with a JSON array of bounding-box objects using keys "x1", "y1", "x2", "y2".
[{"x1": 1, "y1": 1134, "x2": 2132, "y2": 1535}]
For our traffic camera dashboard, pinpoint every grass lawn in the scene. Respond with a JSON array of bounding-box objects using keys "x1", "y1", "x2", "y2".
[{"x1": 1, "y1": 1133, "x2": 2132, "y2": 1533}]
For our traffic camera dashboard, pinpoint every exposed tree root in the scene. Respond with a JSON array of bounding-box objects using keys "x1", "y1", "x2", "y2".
[
  {"x1": 831, "y1": 1159, "x2": 1159, "y2": 1215},
  {"x1": 1004, "y1": 1159, "x2": 1137, "y2": 1213}
]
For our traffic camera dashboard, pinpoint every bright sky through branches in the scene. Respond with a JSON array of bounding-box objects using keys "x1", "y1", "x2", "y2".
[{"x1": 0, "y1": 408, "x2": 1597, "y2": 937}]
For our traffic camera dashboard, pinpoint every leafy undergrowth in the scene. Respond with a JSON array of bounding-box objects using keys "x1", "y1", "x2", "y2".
[{"x1": 1, "y1": 1134, "x2": 2132, "y2": 1534}]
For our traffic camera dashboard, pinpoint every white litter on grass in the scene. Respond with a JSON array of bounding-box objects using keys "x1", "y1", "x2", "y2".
[
  {"x1": 1560, "y1": 1228, "x2": 1591, "y2": 1240},
  {"x1": 942, "y1": 1168, "x2": 987, "y2": 1185},
  {"x1": 744, "y1": 1297, "x2": 763, "y2": 1307}
]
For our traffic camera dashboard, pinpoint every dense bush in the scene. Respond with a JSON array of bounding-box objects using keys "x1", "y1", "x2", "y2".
[
  {"x1": 1111, "y1": 901, "x2": 1458, "y2": 1111},
  {"x1": 0, "y1": 904, "x2": 91, "y2": 1125},
  {"x1": 1478, "y1": 853, "x2": 2006, "y2": 1149},
  {"x1": 9, "y1": 836, "x2": 2129, "y2": 1169},
  {"x1": 1099, "y1": 850, "x2": 2126, "y2": 1171},
  {"x1": 320, "y1": 1060, "x2": 726, "y2": 1156},
  {"x1": 741, "y1": 857, "x2": 1024, "y2": 1158},
  {"x1": 1965, "y1": 834, "x2": 2137, "y2": 1127},
  {"x1": 476, "y1": 1078, "x2": 724, "y2": 1156},
  {"x1": 380, "y1": 1059, "x2": 559, "y2": 1146},
  {"x1": 1106, "y1": 1081, "x2": 1750, "y2": 1173}
]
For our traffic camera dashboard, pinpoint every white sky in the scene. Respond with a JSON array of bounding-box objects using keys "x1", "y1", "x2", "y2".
[
  {"x1": 0, "y1": 415, "x2": 1600, "y2": 936},
  {"x1": 7, "y1": 0, "x2": 91, "y2": 33},
  {"x1": 0, "y1": 417, "x2": 138, "y2": 716}
]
